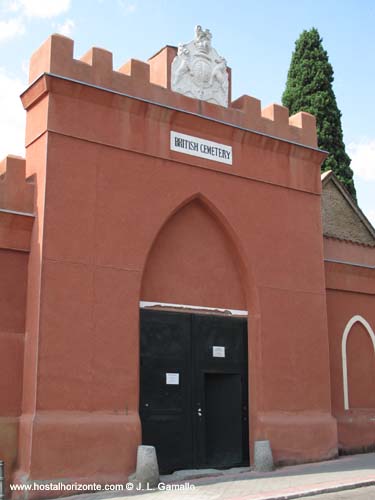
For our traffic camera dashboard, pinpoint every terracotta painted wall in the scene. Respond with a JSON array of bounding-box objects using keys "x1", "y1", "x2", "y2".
[
  {"x1": 13, "y1": 34, "x2": 339, "y2": 490},
  {"x1": 324, "y1": 237, "x2": 375, "y2": 266},
  {"x1": 0, "y1": 249, "x2": 28, "y2": 488},
  {"x1": 325, "y1": 261, "x2": 375, "y2": 451}
]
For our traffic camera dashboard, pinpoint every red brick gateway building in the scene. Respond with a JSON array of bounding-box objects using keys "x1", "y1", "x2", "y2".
[{"x1": 0, "y1": 26, "x2": 374, "y2": 495}]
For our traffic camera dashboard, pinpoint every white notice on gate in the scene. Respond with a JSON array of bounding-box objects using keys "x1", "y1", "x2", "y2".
[
  {"x1": 213, "y1": 346, "x2": 225, "y2": 358},
  {"x1": 166, "y1": 373, "x2": 179, "y2": 385}
]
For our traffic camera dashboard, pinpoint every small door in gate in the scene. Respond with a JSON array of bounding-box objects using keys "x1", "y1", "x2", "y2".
[
  {"x1": 192, "y1": 314, "x2": 248, "y2": 468},
  {"x1": 140, "y1": 309, "x2": 248, "y2": 473}
]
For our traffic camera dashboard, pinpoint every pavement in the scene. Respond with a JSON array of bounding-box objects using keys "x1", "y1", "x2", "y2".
[
  {"x1": 301, "y1": 487, "x2": 375, "y2": 499},
  {"x1": 63, "y1": 452, "x2": 375, "y2": 500}
]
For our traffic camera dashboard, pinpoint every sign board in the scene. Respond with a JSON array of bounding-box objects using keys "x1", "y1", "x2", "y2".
[
  {"x1": 166, "y1": 373, "x2": 180, "y2": 385},
  {"x1": 170, "y1": 131, "x2": 232, "y2": 165},
  {"x1": 212, "y1": 346, "x2": 226, "y2": 358}
]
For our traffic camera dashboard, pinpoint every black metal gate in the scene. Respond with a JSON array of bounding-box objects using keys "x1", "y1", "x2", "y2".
[{"x1": 140, "y1": 309, "x2": 249, "y2": 473}]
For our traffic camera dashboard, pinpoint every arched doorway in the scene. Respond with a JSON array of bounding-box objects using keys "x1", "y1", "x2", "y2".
[{"x1": 139, "y1": 197, "x2": 249, "y2": 473}]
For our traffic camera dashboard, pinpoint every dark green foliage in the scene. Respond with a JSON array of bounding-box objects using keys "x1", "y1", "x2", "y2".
[{"x1": 282, "y1": 28, "x2": 356, "y2": 200}]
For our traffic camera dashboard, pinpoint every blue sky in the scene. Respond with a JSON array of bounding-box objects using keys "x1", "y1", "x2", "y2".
[{"x1": 0, "y1": 0, "x2": 374, "y2": 223}]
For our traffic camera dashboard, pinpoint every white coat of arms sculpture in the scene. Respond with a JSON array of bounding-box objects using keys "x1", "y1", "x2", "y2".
[{"x1": 171, "y1": 26, "x2": 229, "y2": 107}]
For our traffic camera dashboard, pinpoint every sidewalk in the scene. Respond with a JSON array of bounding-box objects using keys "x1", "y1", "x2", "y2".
[{"x1": 64, "y1": 452, "x2": 375, "y2": 500}]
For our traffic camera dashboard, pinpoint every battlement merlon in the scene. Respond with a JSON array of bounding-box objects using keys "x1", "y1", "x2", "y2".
[
  {"x1": 25, "y1": 34, "x2": 318, "y2": 148},
  {"x1": 0, "y1": 156, "x2": 34, "y2": 214}
]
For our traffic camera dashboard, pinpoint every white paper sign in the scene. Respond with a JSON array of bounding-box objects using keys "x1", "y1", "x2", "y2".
[
  {"x1": 170, "y1": 131, "x2": 232, "y2": 165},
  {"x1": 166, "y1": 373, "x2": 179, "y2": 385},
  {"x1": 213, "y1": 346, "x2": 225, "y2": 358}
]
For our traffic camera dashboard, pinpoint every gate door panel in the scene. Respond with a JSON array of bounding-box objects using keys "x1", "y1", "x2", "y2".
[
  {"x1": 140, "y1": 309, "x2": 248, "y2": 473},
  {"x1": 140, "y1": 310, "x2": 193, "y2": 473},
  {"x1": 192, "y1": 314, "x2": 249, "y2": 468}
]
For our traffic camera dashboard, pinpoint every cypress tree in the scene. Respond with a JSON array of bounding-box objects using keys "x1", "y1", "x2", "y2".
[{"x1": 282, "y1": 28, "x2": 356, "y2": 200}]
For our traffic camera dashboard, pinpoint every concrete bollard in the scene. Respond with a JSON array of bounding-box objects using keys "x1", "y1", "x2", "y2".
[
  {"x1": 135, "y1": 445, "x2": 159, "y2": 488},
  {"x1": 254, "y1": 440, "x2": 274, "y2": 472}
]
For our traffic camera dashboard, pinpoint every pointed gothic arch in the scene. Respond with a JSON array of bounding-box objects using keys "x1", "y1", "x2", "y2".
[
  {"x1": 140, "y1": 193, "x2": 257, "y2": 313},
  {"x1": 342, "y1": 315, "x2": 375, "y2": 410}
]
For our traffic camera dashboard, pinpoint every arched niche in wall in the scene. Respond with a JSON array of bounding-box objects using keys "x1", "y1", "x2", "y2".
[
  {"x1": 140, "y1": 195, "x2": 247, "y2": 311},
  {"x1": 342, "y1": 315, "x2": 375, "y2": 410}
]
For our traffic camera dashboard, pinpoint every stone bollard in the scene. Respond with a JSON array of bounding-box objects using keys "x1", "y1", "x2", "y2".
[
  {"x1": 254, "y1": 440, "x2": 274, "y2": 472},
  {"x1": 135, "y1": 445, "x2": 159, "y2": 489}
]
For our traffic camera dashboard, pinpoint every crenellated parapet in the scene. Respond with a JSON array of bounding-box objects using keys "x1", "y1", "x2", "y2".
[
  {"x1": 26, "y1": 34, "x2": 317, "y2": 148},
  {"x1": 0, "y1": 156, "x2": 34, "y2": 214}
]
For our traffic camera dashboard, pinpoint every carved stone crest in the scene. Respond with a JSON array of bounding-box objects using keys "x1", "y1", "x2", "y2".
[{"x1": 171, "y1": 26, "x2": 229, "y2": 107}]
